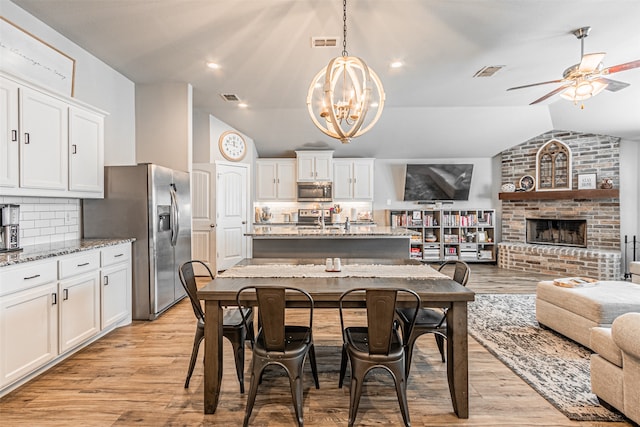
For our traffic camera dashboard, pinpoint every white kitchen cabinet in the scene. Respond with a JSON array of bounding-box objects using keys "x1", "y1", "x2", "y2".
[
  {"x1": 256, "y1": 159, "x2": 296, "y2": 200},
  {"x1": 68, "y1": 106, "x2": 104, "y2": 195},
  {"x1": 295, "y1": 151, "x2": 333, "y2": 182},
  {"x1": 19, "y1": 85, "x2": 68, "y2": 191},
  {"x1": 0, "y1": 77, "x2": 19, "y2": 188},
  {"x1": 333, "y1": 158, "x2": 374, "y2": 200},
  {"x1": 100, "y1": 244, "x2": 131, "y2": 329},
  {"x1": 0, "y1": 72, "x2": 106, "y2": 198},
  {"x1": 0, "y1": 260, "x2": 58, "y2": 388},
  {"x1": 58, "y1": 252, "x2": 101, "y2": 353}
]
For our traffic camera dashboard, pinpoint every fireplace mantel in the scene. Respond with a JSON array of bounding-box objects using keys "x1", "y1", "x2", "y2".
[{"x1": 499, "y1": 188, "x2": 619, "y2": 201}]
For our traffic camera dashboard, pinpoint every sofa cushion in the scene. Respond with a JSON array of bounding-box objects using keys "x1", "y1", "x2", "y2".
[
  {"x1": 536, "y1": 281, "x2": 640, "y2": 324},
  {"x1": 630, "y1": 262, "x2": 640, "y2": 276},
  {"x1": 590, "y1": 327, "x2": 622, "y2": 367},
  {"x1": 612, "y1": 312, "x2": 640, "y2": 359}
]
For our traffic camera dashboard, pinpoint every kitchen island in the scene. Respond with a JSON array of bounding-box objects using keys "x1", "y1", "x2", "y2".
[{"x1": 247, "y1": 225, "x2": 417, "y2": 258}]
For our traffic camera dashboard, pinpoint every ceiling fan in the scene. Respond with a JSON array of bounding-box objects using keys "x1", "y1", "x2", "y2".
[{"x1": 507, "y1": 27, "x2": 640, "y2": 106}]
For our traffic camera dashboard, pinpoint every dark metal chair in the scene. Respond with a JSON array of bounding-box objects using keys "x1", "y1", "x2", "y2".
[
  {"x1": 178, "y1": 260, "x2": 254, "y2": 391},
  {"x1": 237, "y1": 285, "x2": 320, "y2": 427},
  {"x1": 338, "y1": 287, "x2": 421, "y2": 427},
  {"x1": 396, "y1": 260, "x2": 470, "y2": 376}
]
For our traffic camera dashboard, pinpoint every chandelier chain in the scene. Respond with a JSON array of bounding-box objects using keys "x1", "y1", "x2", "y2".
[{"x1": 342, "y1": 0, "x2": 348, "y2": 57}]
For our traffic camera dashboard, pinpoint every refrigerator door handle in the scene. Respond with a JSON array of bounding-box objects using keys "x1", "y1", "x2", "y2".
[{"x1": 169, "y1": 184, "x2": 179, "y2": 247}]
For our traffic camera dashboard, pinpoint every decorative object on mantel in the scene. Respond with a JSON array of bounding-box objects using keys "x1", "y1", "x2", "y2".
[
  {"x1": 599, "y1": 177, "x2": 614, "y2": 189},
  {"x1": 0, "y1": 17, "x2": 76, "y2": 97},
  {"x1": 577, "y1": 173, "x2": 597, "y2": 190},
  {"x1": 501, "y1": 183, "x2": 516, "y2": 192},
  {"x1": 306, "y1": 0, "x2": 385, "y2": 144},
  {"x1": 536, "y1": 139, "x2": 572, "y2": 191},
  {"x1": 518, "y1": 175, "x2": 535, "y2": 191}
]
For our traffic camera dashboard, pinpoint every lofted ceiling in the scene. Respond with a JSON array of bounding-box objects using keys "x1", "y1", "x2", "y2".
[{"x1": 9, "y1": 0, "x2": 640, "y2": 159}]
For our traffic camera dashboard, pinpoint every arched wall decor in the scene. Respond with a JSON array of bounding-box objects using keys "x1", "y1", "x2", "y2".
[{"x1": 535, "y1": 139, "x2": 572, "y2": 191}]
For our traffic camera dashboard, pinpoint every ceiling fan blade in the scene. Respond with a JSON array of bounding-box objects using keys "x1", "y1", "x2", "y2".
[
  {"x1": 595, "y1": 77, "x2": 630, "y2": 92},
  {"x1": 603, "y1": 59, "x2": 640, "y2": 74},
  {"x1": 578, "y1": 53, "x2": 606, "y2": 72},
  {"x1": 530, "y1": 84, "x2": 572, "y2": 105},
  {"x1": 507, "y1": 80, "x2": 564, "y2": 91}
]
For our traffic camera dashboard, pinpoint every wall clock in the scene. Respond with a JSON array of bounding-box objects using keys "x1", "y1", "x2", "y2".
[{"x1": 218, "y1": 131, "x2": 246, "y2": 161}]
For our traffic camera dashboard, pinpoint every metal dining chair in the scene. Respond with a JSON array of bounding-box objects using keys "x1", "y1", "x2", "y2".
[
  {"x1": 338, "y1": 287, "x2": 421, "y2": 427},
  {"x1": 236, "y1": 285, "x2": 320, "y2": 427},
  {"x1": 178, "y1": 260, "x2": 254, "y2": 391},
  {"x1": 396, "y1": 260, "x2": 470, "y2": 376}
]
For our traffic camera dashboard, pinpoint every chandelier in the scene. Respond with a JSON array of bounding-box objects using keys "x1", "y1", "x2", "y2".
[{"x1": 306, "y1": 0, "x2": 385, "y2": 144}]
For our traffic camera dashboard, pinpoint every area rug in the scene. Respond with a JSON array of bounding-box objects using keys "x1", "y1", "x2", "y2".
[{"x1": 468, "y1": 294, "x2": 625, "y2": 422}]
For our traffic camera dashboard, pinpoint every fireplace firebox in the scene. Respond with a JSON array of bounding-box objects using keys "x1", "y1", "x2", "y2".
[{"x1": 526, "y1": 218, "x2": 587, "y2": 248}]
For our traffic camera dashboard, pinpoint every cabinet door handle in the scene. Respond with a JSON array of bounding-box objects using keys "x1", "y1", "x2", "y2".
[
  {"x1": 114, "y1": 253, "x2": 124, "y2": 258},
  {"x1": 77, "y1": 262, "x2": 90, "y2": 267},
  {"x1": 104, "y1": 276, "x2": 109, "y2": 286},
  {"x1": 24, "y1": 274, "x2": 41, "y2": 280},
  {"x1": 63, "y1": 289, "x2": 69, "y2": 300},
  {"x1": 72, "y1": 144, "x2": 77, "y2": 154},
  {"x1": 11, "y1": 130, "x2": 18, "y2": 141},
  {"x1": 24, "y1": 133, "x2": 30, "y2": 144},
  {"x1": 52, "y1": 293, "x2": 57, "y2": 305}
]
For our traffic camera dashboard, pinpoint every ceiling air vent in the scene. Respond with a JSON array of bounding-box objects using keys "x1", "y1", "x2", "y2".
[
  {"x1": 220, "y1": 93, "x2": 240, "y2": 102},
  {"x1": 473, "y1": 65, "x2": 505, "y2": 77},
  {"x1": 311, "y1": 37, "x2": 338, "y2": 48}
]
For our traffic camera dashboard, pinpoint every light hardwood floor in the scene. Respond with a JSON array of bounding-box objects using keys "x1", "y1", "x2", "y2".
[{"x1": 0, "y1": 264, "x2": 632, "y2": 426}]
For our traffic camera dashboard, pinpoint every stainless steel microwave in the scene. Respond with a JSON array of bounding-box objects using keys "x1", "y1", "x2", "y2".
[{"x1": 297, "y1": 182, "x2": 333, "y2": 202}]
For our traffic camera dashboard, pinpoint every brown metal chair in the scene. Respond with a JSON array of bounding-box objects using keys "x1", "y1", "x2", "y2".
[
  {"x1": 338, "y1": 287, "x2": 421, "y2": 427},
  {"x1": 236, "y1": 285, "x2": 320, "y2": 427},
  {"x1": 396, "y1": 260, "x2": 470, "y2": 376},
  {"x1": 178, "y1": 260, "x2": 254, "y2": 391}
]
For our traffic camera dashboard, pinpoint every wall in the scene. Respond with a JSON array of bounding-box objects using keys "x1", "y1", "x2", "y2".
[
  {"x1": 372, "y1": 158, "x2": 497, "y2": 224},
  {"x1": 136, "y1": 83, "x2": 193, "y2": 172}
]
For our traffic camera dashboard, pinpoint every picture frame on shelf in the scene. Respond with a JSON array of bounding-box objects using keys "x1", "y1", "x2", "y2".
[
  {"x1": 477, "y1": 231, "x2": 487, "y2": 242},
  {"x1": 578, "y1": 173, "x2": 597, "y2": 190}
]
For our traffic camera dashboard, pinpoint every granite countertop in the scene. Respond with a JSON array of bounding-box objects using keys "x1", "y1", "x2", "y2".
[
  {"x1": 247, "y1": 225, "x2": 418, "y2": 238},
  {"x1": 0, "y1": 238, "x2": 135, "y2": 268}
]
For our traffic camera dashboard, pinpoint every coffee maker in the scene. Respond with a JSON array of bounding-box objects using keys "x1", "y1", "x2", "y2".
[{"x1": 0, "y1": 204, "x2": 21, "y2": 252}]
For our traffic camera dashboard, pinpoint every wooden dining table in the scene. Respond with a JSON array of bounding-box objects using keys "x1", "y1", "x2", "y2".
[{"x1": 197, "y1": 258, "x2": 475, "y2": 418}]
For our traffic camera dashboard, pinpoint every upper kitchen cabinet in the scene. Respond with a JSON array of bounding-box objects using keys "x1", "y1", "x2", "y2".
[
  {"x1": 256, "y1": 159, "x2": 296, "y2": 200},
  {"x1": 333, "y1": 158, "x2": 374, "y2": 200},
  {"x1": 68, "y1": 107, "x2": 104, "y2": 193},
  {"x1": 295, "y1": 150, "x2": 333, "y2": 182},
  {"x1": 0, "y1": 73, "x2": 106, "y2": 199}
]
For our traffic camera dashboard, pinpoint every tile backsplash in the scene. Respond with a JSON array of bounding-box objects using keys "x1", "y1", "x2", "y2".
[{"x1": 0, "y1": 196, "x2": 80, "y2": 246}]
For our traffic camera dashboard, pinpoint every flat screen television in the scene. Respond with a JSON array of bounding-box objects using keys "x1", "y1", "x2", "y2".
[{"x1": 403, "y1": 164, "x2": 473, "y2": 201}]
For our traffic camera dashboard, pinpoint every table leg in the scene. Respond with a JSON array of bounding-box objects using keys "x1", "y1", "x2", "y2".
[
  {"x1": 204, "y1": 300, "x2": 224, "y2": 414},
  {"x1": 446, "y1": 301, "x2": 469, "y2": 418}
]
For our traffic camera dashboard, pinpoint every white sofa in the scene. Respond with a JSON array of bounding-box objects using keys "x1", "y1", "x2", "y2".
[
  {"x1": 631, "y1": 261, "x2": 640, "y2": 284},
  {"x1": 590, "y1": 312, "x2": 640, "y2": 424}
]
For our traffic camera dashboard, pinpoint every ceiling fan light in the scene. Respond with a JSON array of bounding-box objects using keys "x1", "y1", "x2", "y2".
[{"x1": 560, "y1": 79, "x2": 608, "y2": 102}]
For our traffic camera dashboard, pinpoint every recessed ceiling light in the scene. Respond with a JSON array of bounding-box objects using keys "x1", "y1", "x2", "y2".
[
  {"x1": 206, "y1": 61, "x2": 220, "y2": 69},
  {"x1": 238, "y1": 103, "x2": 248, "y2": 108},
  {"x1": 390, "y1": 61, "x2": 403, "y2": 68}
]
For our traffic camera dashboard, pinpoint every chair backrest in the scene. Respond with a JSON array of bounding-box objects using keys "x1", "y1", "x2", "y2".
[
  {"x1": 236, "y1": 286, "x2": 314, "y2": 352},
  {"x1": 437, "y1": 260, "x2": 470, "y2": 286},
  {"x1": 178, "y1": 260, "x2": 214, "y2": 322},
  {"x1": 339, "y1": 288, "x2": 421, "y2": 355}
]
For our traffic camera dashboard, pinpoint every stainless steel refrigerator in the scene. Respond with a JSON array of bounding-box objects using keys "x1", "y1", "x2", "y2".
[{"x1": 83, "y1": 164, "x2": 191, "y2": 320}]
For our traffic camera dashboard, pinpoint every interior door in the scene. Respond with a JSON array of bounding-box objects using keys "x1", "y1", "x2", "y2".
[
  {"x1": 215, "y1": 162, "x2": 248, "y2": 271},
  {"x1": 191, "y1": 163, "x2": 216, "y2": 275}
]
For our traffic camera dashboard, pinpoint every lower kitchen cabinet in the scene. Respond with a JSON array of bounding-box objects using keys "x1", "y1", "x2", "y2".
[
  {"x1": 0, "y1": 281, "x2": 58, "y2": 388},
  {"x1": 0, "y1": 242, "x2": 132, "y2": 395},
  {"x1": 58, "y1": 271, "x2": 101, "y2": 353}
]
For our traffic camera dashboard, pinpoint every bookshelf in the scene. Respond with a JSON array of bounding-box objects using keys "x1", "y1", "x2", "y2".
[{"x1": 389, "y1": 208, "x2": 496, "y2": 263}]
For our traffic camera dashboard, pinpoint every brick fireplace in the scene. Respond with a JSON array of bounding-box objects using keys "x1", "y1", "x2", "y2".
[{"x1": 498, "y1": 131, "x2": 622, "y2": 280}]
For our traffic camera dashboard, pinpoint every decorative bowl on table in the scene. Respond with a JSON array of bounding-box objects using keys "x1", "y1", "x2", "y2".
[{"x1": 501, "y1": 183, "x2": 516, "y2": 192}]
